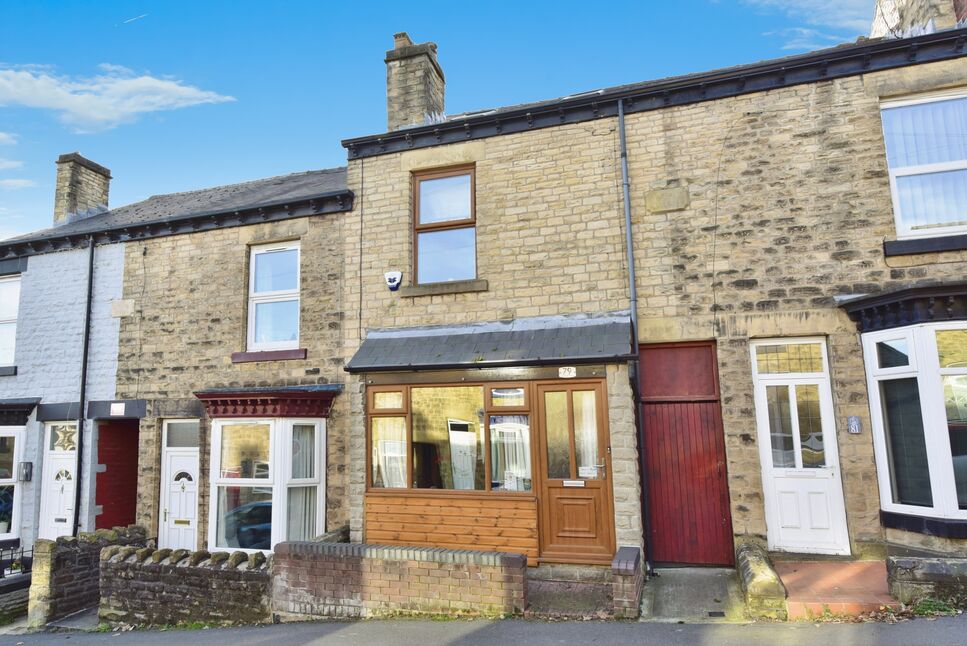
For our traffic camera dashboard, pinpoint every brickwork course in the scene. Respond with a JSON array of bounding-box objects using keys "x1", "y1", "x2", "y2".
[{"x1": 271, "y1": 542, "x2": 527, "y2": 619}]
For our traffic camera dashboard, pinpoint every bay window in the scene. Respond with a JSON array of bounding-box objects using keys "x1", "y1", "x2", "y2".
[
  {"x1": 209, "y1": 418, "x2": 323, "y2": 551},
  {"x1": 368, "y1": 383, "x2": 532, "y2": 493},
  {"x1": 863, "y1": 323, "x2": 967, "y2": 519},
  {"x1": 880, "y1": 90, "x2": 967, "y2": 239},
  {"x1": 0, "y1": 427, "x2": 23, "y2": 539},
  {"x1": 247, "y1": 242, "x2": 300, "y2": 351}
]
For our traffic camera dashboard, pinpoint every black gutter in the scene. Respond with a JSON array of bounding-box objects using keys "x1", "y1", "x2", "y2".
[
  {"x1": 72, "y1": 235, "x2": 95, "y2": 537},
  {"x1": 342, "y1": 28, "x2": 967, "y2": 159},
  {"x1": 617, "y1": 99, "x2": 654, "y2": 576},
  {"x1": 345, "y1": 352, "x2": 639, "y2": 374},
  {"x1": 0, "y1": 189, "x2": 355, "y2": 261}
]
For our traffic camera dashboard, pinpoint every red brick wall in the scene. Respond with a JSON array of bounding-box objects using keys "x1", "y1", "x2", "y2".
[
  {"x1": 272, "y1": 542, "x2": 527, "y2": 619},
  {"x1": 95, "y1": 421, "x2": 139, "y2": 529}
]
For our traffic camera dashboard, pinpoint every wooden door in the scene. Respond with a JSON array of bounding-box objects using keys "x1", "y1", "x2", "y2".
[
  {"x1": 640, "y1": 342, "x2": 735, "y2": 566},
  {"x1": 537, "y1": 382, "x2": 615, "y2": 564}
]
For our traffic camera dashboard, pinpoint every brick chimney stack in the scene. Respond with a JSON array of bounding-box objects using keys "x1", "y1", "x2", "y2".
[
  {"x1": 385, "y1": 32, "x2": 445, "y2": 131},
  {"x1": 53, "y1": 152, "x2": 111, "y2": 226}
]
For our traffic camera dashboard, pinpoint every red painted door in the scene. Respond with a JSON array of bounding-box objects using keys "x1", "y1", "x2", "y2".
[
  {"x1": 640, "y1": 342, "x2": 734, "y2": 566},
  {"x1": 96, "y1": 420, "x2": 140, "y2": 529}
]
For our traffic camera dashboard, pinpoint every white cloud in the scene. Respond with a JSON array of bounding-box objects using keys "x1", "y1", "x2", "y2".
[
  {"x1": 0, "y1": 132, "x2": 14, "y2": 145},
  {"x1": 742, "y1": 0, "x2": 876, "y2": 33},
  {"x1": 0, "y1": 63, "x2": 235, "y2": 132},
  {"x1": 0, "y1": 158, "x2": 22, "y2": 170},
  {"x1": 765, "y1": 27, "x2": 849, "y2": 50},
  {"x1": 0, "y1": 179, "x2": 36, "y2": 190}
]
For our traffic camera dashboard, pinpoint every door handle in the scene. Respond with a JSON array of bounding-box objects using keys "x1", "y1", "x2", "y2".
[
  {"x1": 596, "y1": 460, "x2": 607, "y2": 476},
  {"x1": 164, "y1": 508, "x2": 168, "y2": 522}
]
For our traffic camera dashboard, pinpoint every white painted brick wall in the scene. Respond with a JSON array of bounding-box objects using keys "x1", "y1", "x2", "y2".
[{"x1": 0, "y1": 243, "x2": 124, "y2": 549}]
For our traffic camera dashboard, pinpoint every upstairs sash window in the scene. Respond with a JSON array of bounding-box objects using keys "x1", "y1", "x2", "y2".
[{"x1": 880, "y1": 91, "x2": 967, "y2": 239}]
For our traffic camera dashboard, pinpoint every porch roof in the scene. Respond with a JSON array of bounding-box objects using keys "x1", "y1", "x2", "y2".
[{"x1": 345, "y1": 312, "x2": 635, "y2": 373}]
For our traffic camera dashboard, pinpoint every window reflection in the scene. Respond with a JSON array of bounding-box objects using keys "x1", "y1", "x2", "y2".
[
  {"x1": 411, "y1": 387, "x2": 485, "y2": 490},
  {"x1": 881, "y1": 378, "x2": 933, "y2": 507}
]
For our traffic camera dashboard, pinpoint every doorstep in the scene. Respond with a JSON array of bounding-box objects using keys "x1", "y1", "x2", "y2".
[{"x1": 774, "y1": 560, "x2": 901, "y2": 620}]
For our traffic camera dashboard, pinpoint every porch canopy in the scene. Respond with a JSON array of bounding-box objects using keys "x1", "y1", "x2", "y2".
[
  {"x1": 194, "y1": 384, "x2": 342, "y2": 418},
  {"x1": 345, "y1": 311, "x2": 635, "y2": 373}
]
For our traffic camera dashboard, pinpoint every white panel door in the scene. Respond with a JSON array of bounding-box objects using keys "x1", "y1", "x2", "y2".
[
  {"x1": 39, "y1": 423, "x2": 78, "y2": 540},
  {"x1": 159, "y1": 450, "x2": 199, "y2": 550},
  {"x1": 751, "y1": 340, "x2": 851, "y2": 555}
]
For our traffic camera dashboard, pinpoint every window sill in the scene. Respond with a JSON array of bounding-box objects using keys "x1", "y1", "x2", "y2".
[
  {"x1": 884, "y1": 234, "x2": 967, "y2": 256},
  {"x1": 231, "y1": 348, "x2": 307, "y2": 363},
  {"x1": 880, "y1": 509, "x2": 967, "y2": 539},
  {"x1": 0, "y1": 366, "x2": 16, "y2": 377},
  {"x1": 398, "y1": 279, "x2": 488, "y2": 298}
]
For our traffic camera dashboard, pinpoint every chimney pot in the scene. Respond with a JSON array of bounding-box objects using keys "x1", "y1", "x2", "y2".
[
  {"x1": 393, "y1": 32, "x2": 414, "y2": 49},
  {"x1": 53, "y1": 152, "x2": 111, "y2": 226}
]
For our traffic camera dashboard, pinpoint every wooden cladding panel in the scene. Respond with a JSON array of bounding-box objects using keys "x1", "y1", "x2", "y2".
[{"x1": 364, "y1": 494, "x2": 539, "y2": 562}]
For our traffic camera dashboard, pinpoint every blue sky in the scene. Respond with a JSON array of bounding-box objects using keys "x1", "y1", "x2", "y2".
[{"x1": 0, "y1": 0, "x2": 876, "y2": 239}]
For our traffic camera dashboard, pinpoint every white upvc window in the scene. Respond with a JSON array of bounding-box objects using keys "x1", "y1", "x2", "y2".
[
  {"x1": 247, "y1": 242, "x2": 300, "y2": 351},
  {"x1": 0, "y1": 426, "x2": 24, "y2": 540},
  {"x1": 208, "y1": 418, "x2": 324, "y2": 553},
  {"x1": 863, "y1": 323, "x2": 967, "y2": 520},
  {"x1": 880, "y1": 89, "x2": 967, "y2": 240},
  {"x1": 0, "y1": 275, "x2": 21, "y2": 366}
]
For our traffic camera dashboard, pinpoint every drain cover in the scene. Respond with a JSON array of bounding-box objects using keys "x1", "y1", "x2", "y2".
[{"x1": 707, "y1": 611, "x2": 726, "y2": 617}]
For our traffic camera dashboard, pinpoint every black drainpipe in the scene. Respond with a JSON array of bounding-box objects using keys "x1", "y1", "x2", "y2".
[
  {"x1": 617, "y1": 99, "x2": 654, "y2": 576},
  {"x1": 73, "y1": 235, "x2": 95, "y2": 536}
]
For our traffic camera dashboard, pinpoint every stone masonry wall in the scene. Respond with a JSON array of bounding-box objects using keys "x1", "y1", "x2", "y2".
[
  {"x1": 342, "y1": 57, "x2": 967, "y2": 556},
  {"x1": 114, "y1": 215, "x2": 348, "y2": 546},
  {"x1": 27, "y1": 526, "x2": 146, "y2": 627},
  {"x1": 99, "y1": 546, "x2": 270, "y2": 626},
  {"x1": 271, "y1": 542, "x2": 526, "y2": 619}
]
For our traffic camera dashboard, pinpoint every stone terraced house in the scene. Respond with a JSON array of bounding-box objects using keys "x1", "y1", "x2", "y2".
[{"x1": 0, "y1": 0, "x2": 966, "y2": 620}]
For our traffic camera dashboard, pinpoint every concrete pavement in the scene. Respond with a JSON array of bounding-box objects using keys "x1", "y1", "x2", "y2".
[{"x1": 7, "y1": 616, "x2": 967, "y2": 646}]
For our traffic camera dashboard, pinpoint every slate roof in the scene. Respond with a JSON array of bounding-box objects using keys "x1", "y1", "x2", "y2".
[
  {"x1": 2, "y1": 167, "x2": 348, "y2": 246},
  {"x1": 345, "y1": 312, "x2": 635, "y2": 373}
]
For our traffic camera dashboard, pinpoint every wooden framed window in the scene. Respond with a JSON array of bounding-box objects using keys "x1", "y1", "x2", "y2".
[
  {"x1": 247, "y1": 241, "x2": 300, "y2": 352},
  {"x1": 413, "y1": 165, "x2": 476, "y2": 285},
  {"x1": 367, "y1": 382, "x2": 533, "y2": 494}
]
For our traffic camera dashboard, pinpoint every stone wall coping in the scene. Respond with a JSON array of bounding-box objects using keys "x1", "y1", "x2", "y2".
[
  {"x1": 736, "y1": 543, "x2": 786, "y2": 599},
  {"x1": 611, "y1": 546, "x2": 641, "y2": 576},
  {"x1": 888, "y1": 556, "x2": 967, "y2": 582},
  {"x1": 102, "y1": 546, "x2": 269, "y2": 571},
  {"x1": 274, "y1": 541, "x2": 527, "y2": 568}
]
